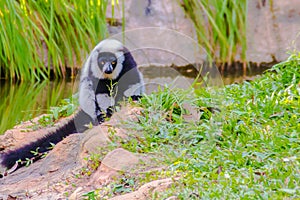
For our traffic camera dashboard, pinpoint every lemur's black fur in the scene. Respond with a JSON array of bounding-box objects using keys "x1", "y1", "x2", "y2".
[{"x1": 1, "y1": 110, "x2": 91, "y2": 170}]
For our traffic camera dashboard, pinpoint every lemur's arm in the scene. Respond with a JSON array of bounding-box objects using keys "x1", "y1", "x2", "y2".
[{"x1": 79, "y1": 77, "x2": 98, "y2": 124}]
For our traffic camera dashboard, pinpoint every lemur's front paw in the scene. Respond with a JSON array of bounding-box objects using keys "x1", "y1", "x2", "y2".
[
  {"x1": 106, "y1": 106, "x2": 114, "y2": 118},
  {"x1": 96, "y1": 114, "x2": 105, "y2": 124},
  {"x1": 130, "y1": 95, "x2": 142, "y2": 101}
]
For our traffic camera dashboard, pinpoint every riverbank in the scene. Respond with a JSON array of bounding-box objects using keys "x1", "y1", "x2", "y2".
[{"x1": 0, "y1": 54, "x2": 299, "y2": 199}]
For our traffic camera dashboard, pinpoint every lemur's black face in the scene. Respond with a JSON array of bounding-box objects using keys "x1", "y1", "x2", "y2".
[{"x1": 97, "y1": 52, "x2": 117, "y2": 74}]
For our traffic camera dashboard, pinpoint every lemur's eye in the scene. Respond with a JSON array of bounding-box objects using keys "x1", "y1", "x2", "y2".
[
  {"x1": 111, "y1": 61, "x2": 116, "y2": 65},
  {"x1": 100, "y1": 61, "x2": 105, "y2": 65}
]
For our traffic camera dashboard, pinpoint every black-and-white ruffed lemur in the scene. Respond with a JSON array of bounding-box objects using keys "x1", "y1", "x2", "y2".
[{"x1": 0, "y1": 39, "x2": 144, "y2": 174}]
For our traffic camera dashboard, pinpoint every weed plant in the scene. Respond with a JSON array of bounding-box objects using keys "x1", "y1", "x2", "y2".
[
  {"x1": 121, "y1": 53, "x2": 300, "y2": 199},
  {"x1": 181, "y1": 0, "x2": 247, "y2": 66},
  {"x1": 0, "y1": 0, "x2": 110, "y2": 81}
]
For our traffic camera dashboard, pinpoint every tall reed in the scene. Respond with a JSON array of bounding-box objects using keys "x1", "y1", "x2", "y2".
[
  {"x1": 181, "y1": 0, "x2": 247, "y2": 66},
  {"x1": 0, "y1": 0, "x2": 110, "y2": 81}
]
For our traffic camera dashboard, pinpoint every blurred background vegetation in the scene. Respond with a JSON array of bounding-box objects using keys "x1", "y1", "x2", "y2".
[
  {"x1": 0, "y1": 0, "x2": 109, "y2": 81},
  {"x1": 0, "y1": 0, "x2": 248, "y2": 81},
  {"x1": 181, "y1": 0, "x2": 247, "y2": 67}
]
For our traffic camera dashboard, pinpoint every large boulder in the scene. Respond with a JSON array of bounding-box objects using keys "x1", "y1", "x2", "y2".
[{"x1": 0, "y1": 106, "x2": 150, "y2": 199}]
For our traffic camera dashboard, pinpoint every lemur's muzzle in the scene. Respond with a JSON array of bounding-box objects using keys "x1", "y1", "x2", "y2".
[{"x1": 103, "y1": 63, "x2": 113, "y2": 74}]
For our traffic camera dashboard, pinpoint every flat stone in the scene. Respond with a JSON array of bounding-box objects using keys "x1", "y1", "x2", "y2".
[
  {"x1": 80, "y1": 125, "x2": 112, "y2": 158},
  {"x1": 101, "y1": 148, "x2": 140, "y2": 171}
]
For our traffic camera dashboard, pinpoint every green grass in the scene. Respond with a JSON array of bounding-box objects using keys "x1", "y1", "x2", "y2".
[
  {"x1": 9, "y1": 52, "x2": 297, "y2": 199},
  {"x1": 0, "y1": 0, "x2": 110, "y2": 81},
  {"x1": 117, "y1": 53, "x2": 300, "y2": 199},
  {"x1": 181, "y1": 0, "x2": 247, "y2": 66}
]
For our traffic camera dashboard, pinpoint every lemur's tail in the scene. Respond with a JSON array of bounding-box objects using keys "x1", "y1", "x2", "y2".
[{"x1": 0, "y1": 109, "x2": 93, "y2": 172}]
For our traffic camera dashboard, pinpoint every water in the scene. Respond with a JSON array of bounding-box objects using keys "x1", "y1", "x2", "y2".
[
  {"x1": 0, "y1": 80, "x2": 77, "y2": 134},
  {"x1": 139, "y1": 64, "x2": 271, "y2": 91},
  {"x1": 0, "y1": 65, "x2": 270, "y2": 134}
]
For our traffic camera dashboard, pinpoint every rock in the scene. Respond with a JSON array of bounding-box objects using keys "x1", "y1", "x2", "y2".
[
  {"x1": 38, "y1": 134, "x2": 81, "y2": 175},
  {"x1": 0, "y1": 133, "x2": 82, "y2": 199},
  {"x1": 0, "y1": 115, "x2": 74, "y2": 173},
  {"x1": 106, "y1": 0, "x2": 202, "y2": 67},
  {"x1": 0, "y1": 114, "x2": 96, "y2": 198},
  {"x1": 88, "y1": 148, "x2": 144, "y2": 186},
  {"x1": 101, "y1": 148, "x2": 140, "y2": 171},
  {"x1": 88, "y1": 162, "x2": 118, "y2": 186},
  {"x1": 0, "y1": 105, "x2": 151, "y2": 199},
  {"x1": 0, "y1": 114, "x2": 65, "y2": 151},
  {"x1": 68, "y1": 187, "x2": 84, "y2": 200},
  {"x1": 107, "y1": 0, "x2": 195, "y2": 37},
  {"x1": 108, "y1": 177, "x2": 179, "y2": 200},
  {"x1": 111, "y1": 105, "x2": 143, "y2": 124},
  {"x1": 107, "y1": 0, "x2": 300, "y2": 64},
  {"x1": 247, "y1": 0, "x2": 300, "y2": 63},
  {"x1": 80, "y1": 125, "x2": 112, "y2": 159}
]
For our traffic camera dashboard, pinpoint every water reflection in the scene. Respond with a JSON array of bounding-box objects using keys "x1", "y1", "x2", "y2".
[
  {"x1": 140, "y1": 64, "x2": 271, "y2": 86},
  {"x1": 0, "y1": 80, "x2": 76, "y2": 134}
]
